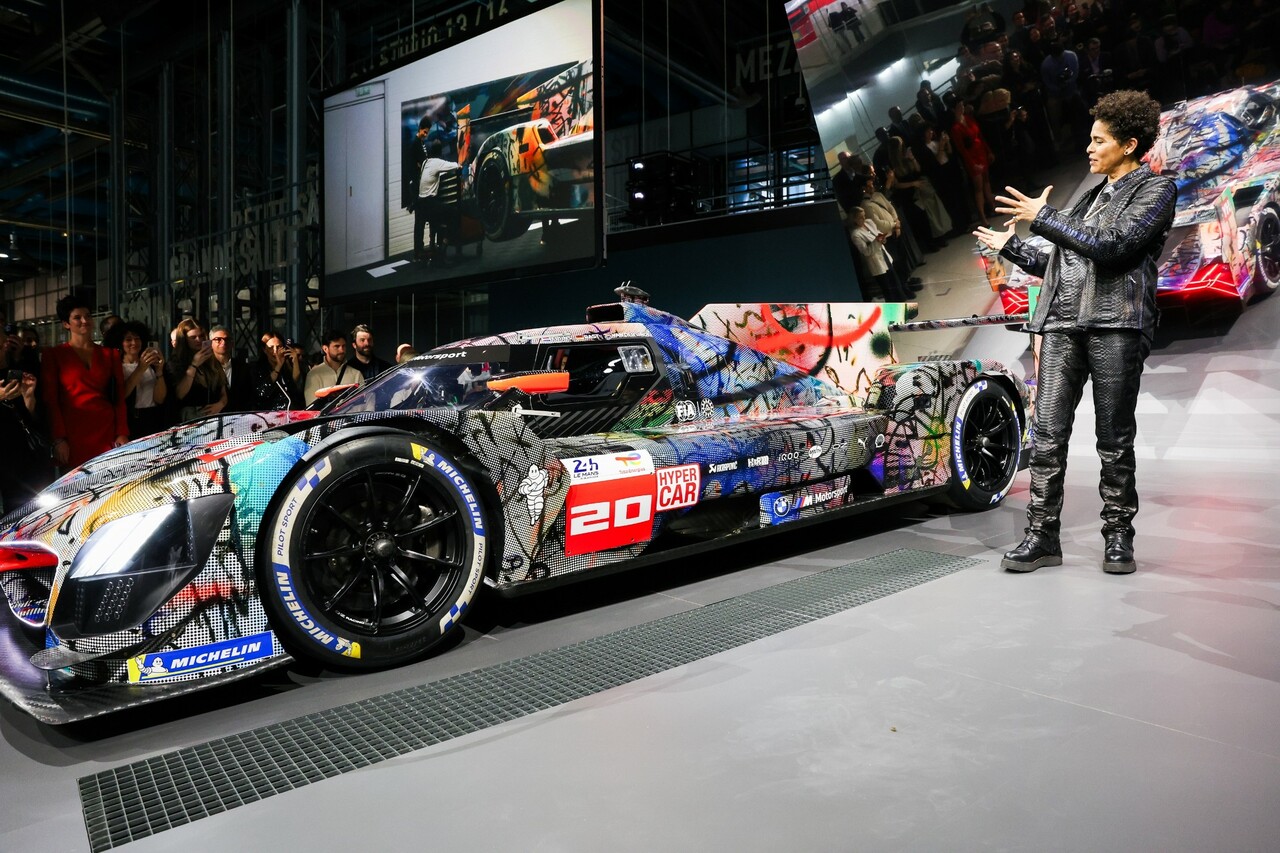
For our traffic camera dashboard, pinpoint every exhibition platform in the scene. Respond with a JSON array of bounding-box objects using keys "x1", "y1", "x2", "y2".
[{"x1": 2, "y1": 181, "x2": 1278, "y2": 851}]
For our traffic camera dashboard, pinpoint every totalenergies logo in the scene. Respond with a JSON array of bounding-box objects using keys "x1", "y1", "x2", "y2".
[{"x1": 614, "y1": 452, "x2": 646, "y2": 468}]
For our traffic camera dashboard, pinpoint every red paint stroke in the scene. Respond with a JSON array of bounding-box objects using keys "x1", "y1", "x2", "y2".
[{"x1": 750, "y1": 304, "x2": 881, "y2": 352}]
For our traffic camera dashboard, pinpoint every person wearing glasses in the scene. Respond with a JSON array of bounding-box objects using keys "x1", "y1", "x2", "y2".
[{"x1": 207, "y1": 325, "x2": 253, "y2": 413}]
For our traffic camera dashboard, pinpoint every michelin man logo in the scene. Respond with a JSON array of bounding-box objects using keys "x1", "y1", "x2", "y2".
[
  {"x1": 517, "y1": 464, "x2": 549, "y2": 525},
  {"x1": 137, "y1": 657, "x2": 168, "y2": 678}
]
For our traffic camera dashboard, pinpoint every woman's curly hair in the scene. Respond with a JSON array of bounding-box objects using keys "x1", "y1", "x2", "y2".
[{"x1": 1090, "y1": 90, "x2": 1163, "y2": 158}]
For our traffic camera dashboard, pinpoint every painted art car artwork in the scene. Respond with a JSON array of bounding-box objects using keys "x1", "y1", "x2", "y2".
[
  {"x1": 0, "y1": 301, "x2": 1030, "y2": 723},
  {"x1": 407, "y1": 58, "x2": 594, "y2": 244},
  {"x1": 992, "y1": 79, "x2": 1280, "y2": 315}
]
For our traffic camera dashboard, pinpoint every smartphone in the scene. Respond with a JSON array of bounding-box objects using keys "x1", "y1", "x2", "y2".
[
  {"x1": 4, "y1": 368, "x2": 23, "y2": 383},
  {"x1": 147, "y1": 341, "x2": 160, "y2": 351},
  {"x1": 201, "y1": 340, "x2": 213, "y2": 351}
]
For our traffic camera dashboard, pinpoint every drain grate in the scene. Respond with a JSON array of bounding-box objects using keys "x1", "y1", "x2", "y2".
[{"x1": 79, "y1": 547, "x2": 978, "y2": 851}]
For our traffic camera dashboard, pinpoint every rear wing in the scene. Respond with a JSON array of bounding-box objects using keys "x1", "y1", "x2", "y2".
[{"x1": 688, "y1": 303, "x2": 914, "y2": 398}]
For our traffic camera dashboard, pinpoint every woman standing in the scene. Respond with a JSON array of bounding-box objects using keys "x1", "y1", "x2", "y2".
[
  {"x1": 41, "y1": 294, "x2": 129, "y2": 470},
  {"x1": 118, "y1": 321, "x2": 168, "y2": 437},
  {"x1": 950, "y1": 96, "x2": 997, "y2": 226},
  {"x1": 975, "y1": 90, "x2": 1176, "y2": 574},
  {"x1": 251, "y1": 331, "x2": 304, "y2": 410},
  {"x1": 168, "y1": 318, "x2": 227, "y2": 422}
]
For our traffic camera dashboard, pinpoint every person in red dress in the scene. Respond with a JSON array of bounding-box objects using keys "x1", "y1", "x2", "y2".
[
  {"x1": 949, "y1": 96, "x2": 997, "y2": 226},
  {"x1": 41, "y1": 294, "x2": 129, "y2": 470}
]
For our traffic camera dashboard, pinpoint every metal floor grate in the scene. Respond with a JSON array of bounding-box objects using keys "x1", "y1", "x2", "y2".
[{"x1": 79, "y1": 547, "x2": 978, "y2": 851}]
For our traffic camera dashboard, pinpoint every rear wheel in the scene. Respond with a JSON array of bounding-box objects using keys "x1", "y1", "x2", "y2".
[
  {"x1": 946, "y1": 380, "x2": 1022, "y2": 511},
  {"x1": 475, "y1": 148, "x2": 530, "y2": 241},
  {"x1": 1252, "y1": 206, "x2": 1280, "y2": 298},
  {"x1": 259, "y1": 434, "x2": 488, "y2": 670}
]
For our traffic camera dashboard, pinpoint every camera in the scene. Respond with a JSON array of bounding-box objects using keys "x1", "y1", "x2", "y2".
[
  {"x1": 2, "y1": 324, "x2": 16, "y2": 335},
  {"x1": 4, "y1": 368, "x2": 23, "y2": 383}
]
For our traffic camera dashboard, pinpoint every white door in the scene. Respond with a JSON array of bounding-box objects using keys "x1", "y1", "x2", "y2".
[{"x1": 325, "y1": 90, "x2": 386, "y2": 273}]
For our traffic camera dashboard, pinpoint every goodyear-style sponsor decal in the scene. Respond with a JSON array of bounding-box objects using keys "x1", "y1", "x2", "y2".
[
  {"x1": 563, "y1": 449, "x2": 655, "y2": 484},
  {"x1": 759, "y1": 476, "x2": 852, "y2": 526},
  {"x1": 127, "y1": 632, "x2": 274, "y2": 683}
]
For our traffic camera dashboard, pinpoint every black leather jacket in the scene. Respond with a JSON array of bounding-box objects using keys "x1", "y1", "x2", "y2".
[{"x1": 1000, "y1": 164, "x2": 1177, "y2": 338}]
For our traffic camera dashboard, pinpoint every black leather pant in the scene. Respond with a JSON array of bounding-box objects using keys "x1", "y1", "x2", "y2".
[{"x1": 1027, "y1": 329, "x2": 1149, "y2": 540}]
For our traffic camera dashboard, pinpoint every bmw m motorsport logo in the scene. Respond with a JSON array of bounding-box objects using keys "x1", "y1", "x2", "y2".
[{"x1": 127, "y1": 632, "x2": 274, "y2": 683}]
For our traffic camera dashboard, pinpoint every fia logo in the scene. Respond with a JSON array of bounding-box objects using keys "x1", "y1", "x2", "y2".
[{"x1": 675, "y1": 400, "x2": 697, "y2": 422}]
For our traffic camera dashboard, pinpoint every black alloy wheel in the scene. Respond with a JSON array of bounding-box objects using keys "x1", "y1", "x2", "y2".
[
  {"x1": 260, "y1": 435, "x2": 487, "y2": 669},
  {"x1": 946, "y1": 381, "x2": 1022, "y2": 511},
  {"x1": 1254, "y1": 207, "x2": 1280, "y2": 295}
]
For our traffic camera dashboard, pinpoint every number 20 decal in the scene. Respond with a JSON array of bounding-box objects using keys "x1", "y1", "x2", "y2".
[{"x1": 568, "y1": 495, "x2": 653, "y2": 535}]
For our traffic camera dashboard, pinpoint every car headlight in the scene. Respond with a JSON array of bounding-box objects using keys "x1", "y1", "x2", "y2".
[{"x1": 49, "y1": 494, "x2": 234, "y2": 639}]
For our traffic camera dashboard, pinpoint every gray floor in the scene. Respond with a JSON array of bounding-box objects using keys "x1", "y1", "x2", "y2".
[{"x1": 3, "y1": 210, "x2": 1280, "y2": 851}]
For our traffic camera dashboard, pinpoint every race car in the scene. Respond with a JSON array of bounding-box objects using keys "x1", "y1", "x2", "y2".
[
  {"x1": 463, "y1": 59, "x2": 595, "y2": 241},
  {"x1": 0, "y1": 301, "x2": 1029, "y2": 723},
  {"x1": 994, "y1": 79, "x2": 1280, "y2": 315}
]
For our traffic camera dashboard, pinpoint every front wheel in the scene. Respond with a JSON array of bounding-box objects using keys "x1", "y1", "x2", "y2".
[
  {"x1": 945, "y1": 380, "x2": 1022, "y2": 511},
  {"x1": 258, "y1": 434, "x2": 488, "y2": 670}
]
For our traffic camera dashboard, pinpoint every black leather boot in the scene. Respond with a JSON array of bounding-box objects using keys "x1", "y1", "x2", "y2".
[
  {"x1": 1103, "y1": 531, "x2": 1135, "y2": 574},
  {"x1": 1001, "y1": 531, "x2": 1063, "y2": 572}
]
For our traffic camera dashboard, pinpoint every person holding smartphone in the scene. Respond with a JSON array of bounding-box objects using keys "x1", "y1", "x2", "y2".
[
  {"x1": 0, "y1": 324, "x2": 53, "y2": 512},
  {"x1": 118, "y1": 322, "x2": 168, "y2": 437},
  {"x1": 167, "y1": 318, "x2": 227, "y2": 422},
  {"x1": 251, "y1": 331, "x2": 303, "y2": 410}
]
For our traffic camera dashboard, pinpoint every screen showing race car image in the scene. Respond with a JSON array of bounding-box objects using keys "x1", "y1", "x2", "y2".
[{"x1": 322, "y1": 0, "x2": 598, "y2": 299}]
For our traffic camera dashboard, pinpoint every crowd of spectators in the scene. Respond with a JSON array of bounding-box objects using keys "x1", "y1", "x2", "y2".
[
  {"x1": 0, "y1": 298, "x2": 421, "y2": 516},
  {"x1": 830, "y1": 0, "x2": 1278, "y2": 300}
]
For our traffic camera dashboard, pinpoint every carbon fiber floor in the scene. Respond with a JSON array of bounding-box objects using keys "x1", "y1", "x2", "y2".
[{"x1": 78, "y1": 548, "x2": 976, "y2": 851}]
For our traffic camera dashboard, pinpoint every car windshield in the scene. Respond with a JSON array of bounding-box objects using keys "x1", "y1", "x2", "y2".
[{"x1": 325, "y1": 344, "x2": 538, "y2": 414}]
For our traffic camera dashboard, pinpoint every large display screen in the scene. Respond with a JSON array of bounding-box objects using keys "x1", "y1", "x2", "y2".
[{"x1": 322, "y1": 0, "x2": 598, "y2": 298}]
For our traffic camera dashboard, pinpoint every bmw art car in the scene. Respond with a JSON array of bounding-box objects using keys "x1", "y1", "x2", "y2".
[
  {"x1": 463, "y1": 59, "x2": 594, "y2": 241},
  {"x1": 994, "y1": 79, "x2": 1280, "y2": 315},
  {"x1": 0, "y1": 301, "x2": 1029, "y2": 723}
]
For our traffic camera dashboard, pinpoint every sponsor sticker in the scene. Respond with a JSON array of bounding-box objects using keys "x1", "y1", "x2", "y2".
[
  {"x1": 563, "y1": 449, "x2": 655, "y2": 484},
  {"x1": 563, "y1": 460, "x2": 699, "y2": 556},
  {"x1": 127, "y1": 632, "x2": 274, "y2": 683},
  {"x1": 706, "y1": 460, "x2": 739, "y2": 474},
  {"x1": 760, "y1": 476, "x2": 852, "y2": 526},
  {"x1": 656, "y1": 464, "x2": 700, "y2": 511}
]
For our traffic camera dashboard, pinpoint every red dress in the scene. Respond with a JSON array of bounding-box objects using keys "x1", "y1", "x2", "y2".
[
  {"x1": 41, "y1": 344, "x2": 129, "y2": 469},
  {"x1": 950, "y1": 114, "x2": 992, "y2": 181}
]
